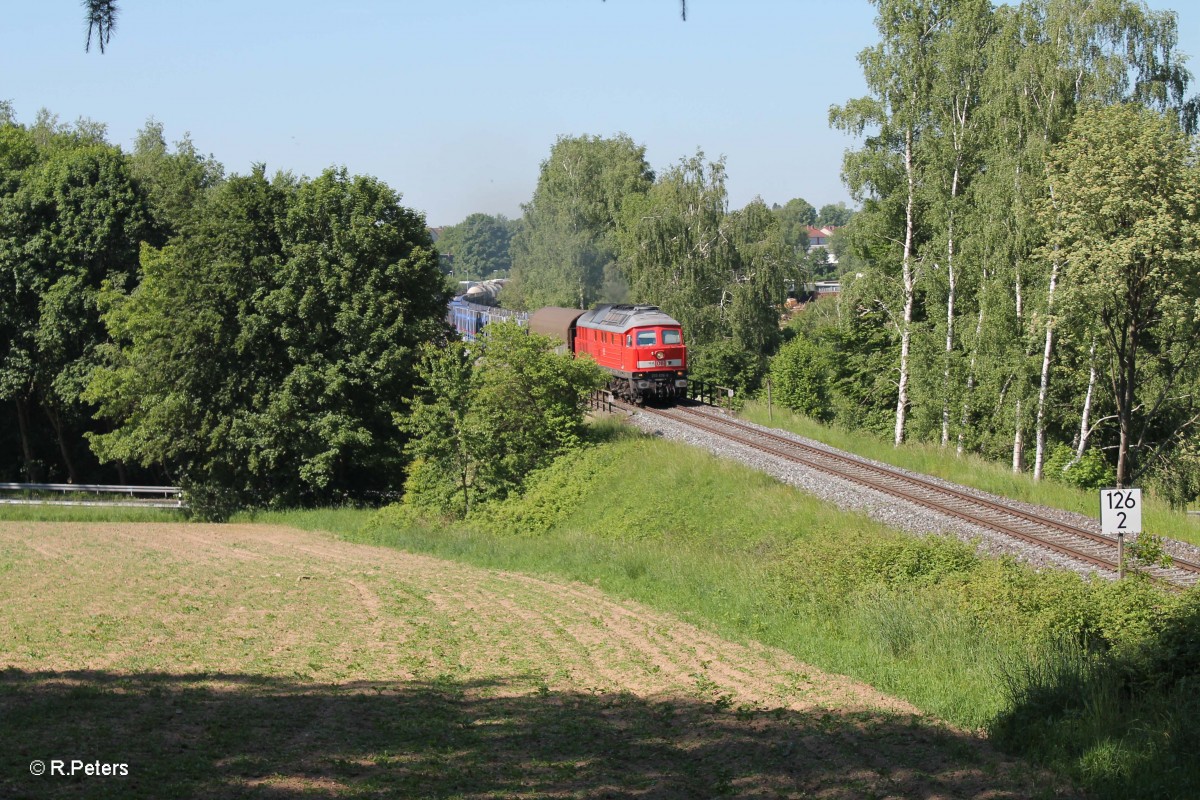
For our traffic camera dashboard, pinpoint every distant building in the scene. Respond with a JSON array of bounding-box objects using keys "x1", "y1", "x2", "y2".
[
  {"x1": 806, "y1": 226, "x2": 839, "y2": 265},
  {"x1": 792, "y1": 280, "x2": 840, "y2": 302}
]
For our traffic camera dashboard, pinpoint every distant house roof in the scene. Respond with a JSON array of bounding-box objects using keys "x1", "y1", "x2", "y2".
[{"x1": 805, "y1": 226, "x2": 839, "y2": 264}]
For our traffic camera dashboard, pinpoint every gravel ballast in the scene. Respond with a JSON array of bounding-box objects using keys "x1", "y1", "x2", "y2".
[{"x1": 625, "y1": 407, "x2": 1200, "y2": 580}]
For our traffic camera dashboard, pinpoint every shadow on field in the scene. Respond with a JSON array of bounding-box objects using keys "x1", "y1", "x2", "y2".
[{"x1": 1, "y1": 668, "x2": 1064, "y2": 799}]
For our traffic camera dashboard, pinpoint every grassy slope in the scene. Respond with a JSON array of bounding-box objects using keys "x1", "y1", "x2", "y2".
[
  {"x1": 286, "y1": 420, "x2": 1195, "y2": 800},
  {"x1": 259, "y1": 436, "x2": 1029, "y2": 729}
]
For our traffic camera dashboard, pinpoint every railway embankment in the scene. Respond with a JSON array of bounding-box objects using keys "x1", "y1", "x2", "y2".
[{"x1": 350, "y1": 418, "x2": 1200, "y2": 800}]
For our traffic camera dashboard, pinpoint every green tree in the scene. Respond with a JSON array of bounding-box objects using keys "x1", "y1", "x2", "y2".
[
  {"x1": 0, "y1": 117, "x2": 43, "y2": 480},
  {"x1": 831, "y1": 0, "x2": 944, "y2": 446},
  {"x1": 86, "y1": 169, "x2": 291, "y2": 508},
  {"x1": 128, "y1": 119, "x2": 224, "y2": 243},
  {"x1": 620, "y1": 155, "x2": 775, "y2": 345},
  {"x1": 401, "y1": 321, "x2": 605, "y2": 516},
  {"x1": 829, "y1": 0, "x2": 1196, "y2": 478},
  {"x1": 400, "y1": 339, "x2": 478, "y2": 517},
  {"x1": 434, "y1": 212, "x2": 515, "y2": 279},
  {"x1": 617, "y1": 156, "x2": 797, "y2": 391},
  {"x1": 0, "y1": 127, "x2": 147, "y2": 483},
  {"x1": 88, "y1": 166, "x2": 448, "y2": 513},
  {"x1": 768, "y1": 332, "x2": 830, "y2": 419},
  {"x1": 508, "y1": 134, "x2": 653, "y2": 310},
  {"x1": 816, "y1": 202, "x2": 854, "y2": 227},
  {"x1": 771, "y1": 197, "x2": 815, "y2": 255},
  {"x1": 1043, "y1": 104, "x2": 1200, "y2": 488},
  {"x1": 469, "y1": 322, "x2": 606, "y2": 503}
]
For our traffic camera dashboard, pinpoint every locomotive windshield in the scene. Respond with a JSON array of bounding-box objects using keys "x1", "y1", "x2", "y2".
[
  {"x1": 662, "y1": 329, "x2": 682, "y2": 344},
  {"x1": 636, "y1": 331, "x2": 657, "y2": 346}
]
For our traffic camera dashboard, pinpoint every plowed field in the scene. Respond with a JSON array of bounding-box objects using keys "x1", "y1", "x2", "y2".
[{"x1": 0, "y1": 522, "x2": 1072, "y2": 798}]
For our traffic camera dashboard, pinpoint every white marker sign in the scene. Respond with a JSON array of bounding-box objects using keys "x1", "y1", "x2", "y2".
[{"x1": 1100, "y1": 488, "x2": 1142, "y2": 535}]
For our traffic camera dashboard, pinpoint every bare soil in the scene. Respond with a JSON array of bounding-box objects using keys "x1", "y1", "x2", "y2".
[{"x1": 0, "y1": 521, "x2": 1077, "y2": 798}]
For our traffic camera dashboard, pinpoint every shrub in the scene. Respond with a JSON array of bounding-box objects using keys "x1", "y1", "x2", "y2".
[
  {"x1": 1044, "y1": 444, "x2": 1115, "y2": 490},
  {"x1": 767, "y1": 333, "x2": 830, "y2": 420}
]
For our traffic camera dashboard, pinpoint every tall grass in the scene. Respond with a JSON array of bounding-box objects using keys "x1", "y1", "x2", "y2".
[
  {"x1": 992, "y1": 634, "x2": 1200, "y2": 800},
  {"x1": 229, "y1": 506, "x2": 377, "y2": 533},
  {"x1": 0, "y1": 504, "x2": 187, "y2": 523}
]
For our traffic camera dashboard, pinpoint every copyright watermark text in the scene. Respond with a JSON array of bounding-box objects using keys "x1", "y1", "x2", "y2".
[{"x1": 29, "y1": 759, "x2": 129, "y2": 777}]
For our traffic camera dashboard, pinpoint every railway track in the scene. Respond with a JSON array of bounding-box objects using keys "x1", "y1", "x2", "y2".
[{"x1": 629, "y1": 401, "x2": 1200, "y2": 589}]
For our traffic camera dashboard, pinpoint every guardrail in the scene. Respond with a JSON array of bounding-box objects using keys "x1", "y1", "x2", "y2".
[
  {"x1": 687, "y1": 380, "x2": 736, "y2": 410},
  {"x1": 0, "y1": 483, "x2": 185, "y2": 509},
  {"x1": 587, "y1": 391, "x2": 617, "y2": 414}
]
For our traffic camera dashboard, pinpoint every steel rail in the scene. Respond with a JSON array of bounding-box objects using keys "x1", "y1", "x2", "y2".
[{"x1": 637, "y1": 402, "x2": 1199, "y2": 587}]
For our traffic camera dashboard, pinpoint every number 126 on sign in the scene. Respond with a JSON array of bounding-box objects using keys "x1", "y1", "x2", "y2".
[{"x1": 1100, "y1": 488, "x2": 1142, "y2": 535}]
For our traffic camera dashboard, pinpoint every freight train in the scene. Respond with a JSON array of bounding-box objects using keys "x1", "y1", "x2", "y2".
[
  {"x1": 446, "y1": 296, "x2": 529, "y2": 342},
  {"x1": 447, "y1": 297, "x2": 688, "y2": 404}
]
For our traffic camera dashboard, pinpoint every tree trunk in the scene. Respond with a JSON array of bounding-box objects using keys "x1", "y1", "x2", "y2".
[
  {"x1": 1074, "y1": 337, "x2": 1098, "y2": 463},
  {"x1": 895, "y1": 129, "x2": 916, "y2": 447},
  {"x1": 1032, "y1": 267, "x2": 1058, "y2": 481},
  {"x1": 15, "y1": 398, "x2": 38, "y2": 482},
  {"x1": 1033, "y1": 166, "x2": 1063, "y2": 479},
  {"x1": 1116, "y1": 414, "x2": 1131, "y2": 489},
  {"x1": 1032, "y1": 320, "x2": 1053, "y2": 480},
  {"x1": 1115, "y1": 320, "x2": 1139, "y2": 488},
  {"x1": 15, "y1": 396, "x2": 40, "y2": 482},
  {"x1": 941, "y1": 224, "x2": 957, "y2": 448},
  {"x1": 1011, "y1": 266, "x2": 1026, "y2": 472},
  {"x1": 1013, "y1": 398, "x2": 1025, "y2": 473},
  {"x1": 44, "y1": 403, "x2": 80, "y2": 484},
  {"x1": 958, "y1": 282, "x2": 987, "y2": 457}
]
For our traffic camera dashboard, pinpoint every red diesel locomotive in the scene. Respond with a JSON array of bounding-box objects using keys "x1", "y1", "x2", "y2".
[{"x1": 528, "y1": 304, "x2": 688, "y2": 403}]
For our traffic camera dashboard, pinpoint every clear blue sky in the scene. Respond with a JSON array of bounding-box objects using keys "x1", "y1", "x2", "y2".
[{"x1": 2, "y1": 1, "x2": 1197, "y2": 227}]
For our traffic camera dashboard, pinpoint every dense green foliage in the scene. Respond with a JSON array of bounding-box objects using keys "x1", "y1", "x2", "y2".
[
  {"x1": 0, "y1": 111, "x2": 448, "y2": 516},
  {"x1": 400, "y1": 321, "x2": 606, "y2": 517},
  {"x1": 507, "y1": 134, "x2": 653, "y2": 310},
  {"x1": 433, "y1": 212, "x2": 516, "y2": 279},
  {"x1": 816, "y1": 202, "x2": 853, "y2": 227},
  {"x1": 770, "y1": 197, "x2": 815, "y2": 255},
  {"x1": 0, "y1": 116, "x2": 148, "y2": 484},
  {"x1": 768, "y1": 333, "x2": 831, "y2": 420},
  {"x1": 127, "y1": 119, "x2": 223, "y2": 244},
  {"x1": 86, "y1": 167, "x2": 447, "y2": 516},
  {"x1": 1044, "y1": 104, "x2": 1200, "y2": 489},
  {"x1": 792, "y1": 0, "x2": 1200, "y2": 506},
  {"x1": 616, "y1": 154, "x2": 802, "y2": 389}
]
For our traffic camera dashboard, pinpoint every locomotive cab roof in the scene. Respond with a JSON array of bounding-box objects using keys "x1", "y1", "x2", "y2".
[{"x1": 577, "y1": 304, "x2": 682, "y2": 335}]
